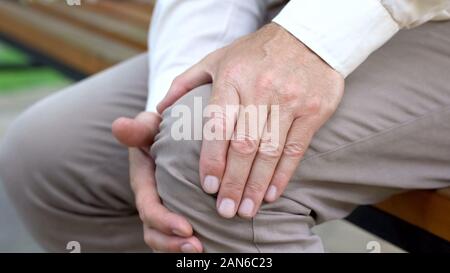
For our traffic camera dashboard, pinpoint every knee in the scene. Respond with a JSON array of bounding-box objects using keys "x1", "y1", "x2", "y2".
[
  {"x1": 151, "y1": 85, "x2": 257, "y2": 252},
  {"x1": 151, "y1": 84, "x2": 213, "y2": 211},
  {"x1": 150, "y1": 85, "x2": 323, "y2": 252}
]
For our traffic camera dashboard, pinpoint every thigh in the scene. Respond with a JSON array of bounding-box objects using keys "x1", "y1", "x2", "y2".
[{"x1": 0, "y1": 54, "x2": 149, "y2": 251}]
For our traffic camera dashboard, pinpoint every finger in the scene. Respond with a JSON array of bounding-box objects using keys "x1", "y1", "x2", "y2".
[
  {"x1": 238, "y1": 109, "x2": 293, "y2": 218},
  {"x1": 143, "y1": 226, "x2": 203, "y2": 253},
  {"x1": 129, "y1": 148, "x2": 193, "y2": 237},
  {"x1": 264, "y1": 117, "x2": 316, "y2": 202},
  {"x1": 157, "y1": 60, "x2": 212, "y2": 114},
  {"x1": 199, "y1": 81, "x2": 240, "y2": 195},
  {"x1": 215, "y1": 103, "x2": 267, "y2": 218},
  {"x1": 112, "y1": 112, "x2": 161, "y2": 148}
]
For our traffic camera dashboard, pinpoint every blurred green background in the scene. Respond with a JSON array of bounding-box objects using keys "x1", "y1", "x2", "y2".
[{"x1": 0, "y1": 42, "x2": 71, "y2": 93}]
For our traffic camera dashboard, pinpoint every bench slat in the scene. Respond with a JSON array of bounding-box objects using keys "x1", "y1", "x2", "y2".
[
  {"x1": 82, "y1": 1, "x2": 152, "y2": 29},
  {"x1": 0, "y1": 1, "x2": 141, "y2": 74},
  {"x1": 376, "y1": 190, "x2": 450, "y2": 242},
  {"x1": 30, "y1": 1, "x2": 149, "y2": 50}
]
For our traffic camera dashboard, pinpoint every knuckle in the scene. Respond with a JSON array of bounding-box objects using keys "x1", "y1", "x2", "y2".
[
  {"x1": 230, "y1": 136, "x2": 258, "y2": 156},
  {"x1": 221, "y1": 65, "x2": 241, "y2": 81},
  {"x1": 135, "y1": 196, "x2": 150, "y2": 223},
  {"x1": 246, "y1": 181, "x2": 266, "y2": 195},
  {"x1": 277, "y1": 89, "x2": 301, "y2": 106},
  {"x1": 222, "y1": 179, "x2": 244, "y2": 197},
  {"x1": 283, "y1": 141, "x2": 307, "y2": 158},
  {"x1": 256, "y1": 72, "x2": 276, "y2": 90},
  {"x1": 322, "y1": 101, "x2": 337, "y2": 116},
  {"x1": 212, "y1": 112, "x2": 228, "y2": 136},
  {"x1": 205, "y1": 109, "x2": 236, "y2": 139},
  {"x1": 200, "y1": 155, "x2": 226, "y2": 174},
  {"x1": 205, "y1": 112, "x2": 228, "y2": 140},
  {"x1": 305, "y1": 96, "x2": 322, "y2": 114},
  {"x1": 258, "y1": 139, "x2": 282, "y2": 161},
  {"x1": 137, "y1": 199, "x2": 165, "y2": 228},
  {"x1": 139, "y1": 207, "x2": 154, "y2": 225}
]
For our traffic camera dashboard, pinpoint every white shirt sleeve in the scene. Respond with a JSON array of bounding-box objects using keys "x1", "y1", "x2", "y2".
[
  {"x1": 273, "y1": 0, "x2": 450, "y2": 77},
  {"x1": 146, "y1": 0, "x2": 270, "y2": 112}
]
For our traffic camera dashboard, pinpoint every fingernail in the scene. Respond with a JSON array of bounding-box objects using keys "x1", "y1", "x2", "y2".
[
  {"x1": 265, "y1": 185, "x2": 277, "y2": 202},
  {"x1": 181, "y1": 243, "x2": 197, "y2": 253},
  {"x1": 238, "y1": 198, "x2": 255, "y2": 217},
  {"x1": 203, "y1": 175, "x2": 220, "y2": 194},
  {"x1": 218, "y1": 198, "x2": 236, "y2": 218}
]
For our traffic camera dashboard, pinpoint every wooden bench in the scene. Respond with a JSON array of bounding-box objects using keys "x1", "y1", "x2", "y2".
[
  {"x1": 0, "y1": 0, "x2": 153, "y2": 74},
  {"x1": 1, "y1": 0, "x2": 449, "y2": 247},
  {"x1": 376, "y1": 188, "x2": 450, "y2": 242}
]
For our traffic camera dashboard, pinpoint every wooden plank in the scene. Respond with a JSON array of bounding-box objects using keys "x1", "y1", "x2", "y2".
[
  {"x1": 105, "y1": 0, "x2": 155, "y2": 16},
  {"x1": 30, "y1": 1, "x2": 149, "y2": 50},
  {"x1": 0, "y1": 1, "x2": 141, "y2": 74},
  {"x1": 81, "y1": 2, "x2": 151, "y2": 28},
  {"x1": 85, "y1": 0, "x2": 153, "y2": 28},
  {"x1": 376, "y1": 190, "x2": 450, "y2": 242}
]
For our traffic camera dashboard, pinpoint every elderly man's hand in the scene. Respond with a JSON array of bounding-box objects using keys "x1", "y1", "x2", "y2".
[
  {"x1": 112, "y1": 112, "x2": 202, "y2": 252},
  {"x1": 158, "y1": 23, "x2": 344, "y2": 219}
]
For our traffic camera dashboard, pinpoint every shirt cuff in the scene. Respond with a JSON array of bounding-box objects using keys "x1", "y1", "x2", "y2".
[{"x1": 273, "y1": 0, "x2": 400, "y2": 77}]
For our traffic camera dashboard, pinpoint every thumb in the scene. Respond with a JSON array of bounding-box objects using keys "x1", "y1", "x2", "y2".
[
  {"x1": 157, "y1": 60, "x2": 212, "y2": 114},
  {"x1": 112, "y1": 111, "x2": 161, "y2": 148}
]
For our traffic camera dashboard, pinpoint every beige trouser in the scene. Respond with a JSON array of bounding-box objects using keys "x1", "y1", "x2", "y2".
[{"x1": 1, "y1": 22, "x2": 450, "y2": 252}]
